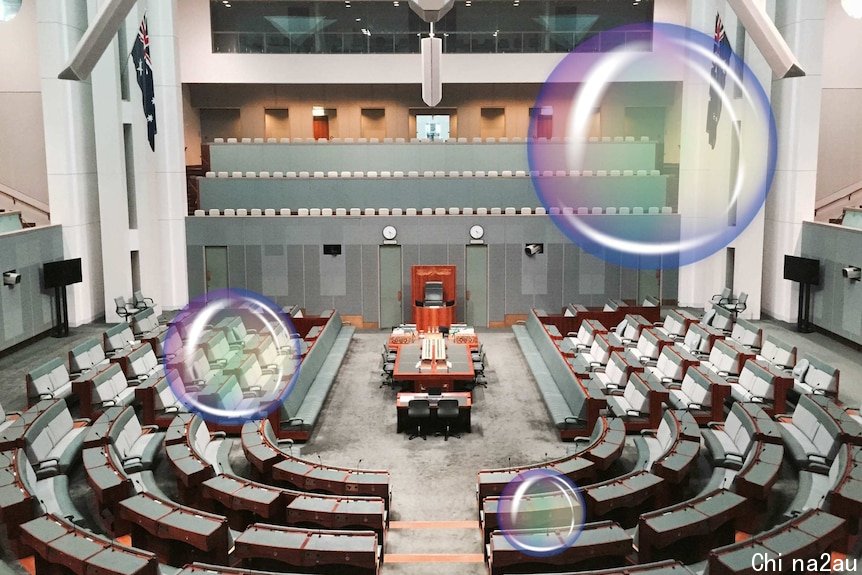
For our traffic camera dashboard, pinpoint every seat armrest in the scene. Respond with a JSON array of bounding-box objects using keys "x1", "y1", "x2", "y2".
[
  {"x1": 688, "y1": 403, "x2": 702, "y2": 411},
  {"x1": 707, "y1": 422, "x2": 723, "y2": 430},
  {"x1": 750, "y1": 396, "x2": 764, "y2": 403},
  {"x1": 246, "y1": 329, "x2": 258, "y2": 334},
  {"x1": 210, "y1": 431, "x2": 227, "y2": 439},
  {"x1": 140, "y1": 425, "x2": 159, "y2": 433},
  {"x1": 164, "y1": 406, "x2": 179, "y2": 413},
  {"x1": 101, "y1": 399, "x2": 117, "y2": 407},
  {"x1": 38, "y1": 393, "x2": 54, "y2": 400},
  {"x1": 564, "y1": 416, "x2": 585, "y2": 425},
  {"x1": 626, "y1": 410, "x2": 642, "y2": 417},
  {"x1": 74, "y1": 417, "x2": 92, "y2": 425},
  {"x1": 640, "y1": 429, "x2": 657, "y2": 437}
]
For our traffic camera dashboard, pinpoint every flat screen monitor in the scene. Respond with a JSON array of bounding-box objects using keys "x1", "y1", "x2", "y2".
[
  {"x1": 323, "y1": 244, "x2": 342, "y2": 256},
  {"x1": 43, "y1": 258, "x2": 83, "y2": 289},
  {"x1": 783, "y1": 255, "x2": 820, "y2": 286},
  {"x1": 438, "y1": 325, "x2": 450, "y2": 337},
  {"x1": 424, "y1": 281, "x2": 444, "y2": 305}
]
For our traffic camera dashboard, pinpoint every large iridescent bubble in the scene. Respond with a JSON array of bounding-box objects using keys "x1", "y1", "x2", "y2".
[
  {"x1": 498, "y1": 469, "x2": 586, "y2": 557},
  {"x1": 529, "y1": 22, "x2": 777, "y2": 269},
  {"x1": 163, "y1": 289, "x2": 302, "y2": 425}
]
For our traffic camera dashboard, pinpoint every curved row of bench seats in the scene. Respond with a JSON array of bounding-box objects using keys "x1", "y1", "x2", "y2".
[
  {"x1": 241, "y1": 419, "x2": 392, "y2": 508},
  {"x1": 211, "y1": 135, "x2": 655, "y2": 144},
  {"x1": 204, "y1": 169, "x2": 663, "y2": 178},
  {"x1": 193, "y1": 206, "x2": 676, "y2": 217}
]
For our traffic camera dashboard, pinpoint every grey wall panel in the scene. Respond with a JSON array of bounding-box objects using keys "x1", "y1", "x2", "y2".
[
  {"x1": 801, "y1": 222, "x2": 862, "y2": 343},
  {"x1": 488, "y1": 243, "x2": 506, "y2": 322},
  {"x1": 227, "y1": 246, "x2": 247, "y2": 291},
  {"x1": 319, "y1": 248, "x2": 347, "y2": 297},
  {"x1": 303, "y1": 245, "x2": 325, "y2": 313},
  {"x1": 401, "y1": 244, "x2": 419, "y2": 320},
  {"x1": 0, "y1": 226, "x2": 64, "y2": 353},
  {"x1": 361, "y1": 246, "x2": 380, "y2": 324},
  {"x1": 187, "y1": 245, "x2": 205, "y2": 299},
  {"x1": 209, "y1": 142, "x2": 659, "y2": 174},
  {"x1": 286, "y1": 245, "x2": 305, "y2": 307},
  {"x1": 249, "y1": 246, "x2": 268, "y2": 296},
  {"x1": 448, "y1": 243, "x2": 467, "y2": 323},
  {"x1": 185, "y1": 215, "x2": 679, "y2": 324},
  {"x1": 199, "y1": 176, "x2": 669, "y2": 212}
]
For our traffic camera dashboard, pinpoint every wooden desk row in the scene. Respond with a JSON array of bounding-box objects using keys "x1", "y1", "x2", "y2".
[
  {"x1": 487, "y1": 520, "x2": 631, "y2": 575},
  {"x1": 20, "y1": 514, "x2": 158, "y2": 575},
  {"x1": 241, "y1": 420, "x2": 391, "y2": 507},
  {"x1": 476, "y1": 417, "x2": 625, "y2": 501},
  {"x1": 201, "y1": 473, "x2": 387, "y2": 537}
]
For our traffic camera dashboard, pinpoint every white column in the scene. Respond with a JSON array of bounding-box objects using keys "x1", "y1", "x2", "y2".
[
  {"x1": 36, "y1": 0, "x2": 104, "y2": 326},
  {"x1": 147, "y1": 0, "x2": 189, "y2": 310},
  {"x1": 676, "y1": 0, "x2": 773, "y2": 319},
  {"x1": 89, "y1": 0, "x2": 133, "y2": 323},
  {"x1": 761, "y1": 0, "x2": 825, "y2": 322}
]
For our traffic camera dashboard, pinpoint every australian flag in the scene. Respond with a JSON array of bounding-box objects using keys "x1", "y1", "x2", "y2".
[
  {"x1": 706, "y1": 13, "x2": 732, "y2": 149},
  {"x1": 132, "y1": 16, "x2": 157, "y2": 151}
]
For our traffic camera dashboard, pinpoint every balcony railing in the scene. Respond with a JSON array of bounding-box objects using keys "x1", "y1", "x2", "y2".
[{"x1": 211, "y1": 29, "x2": 653, "y2": 55}]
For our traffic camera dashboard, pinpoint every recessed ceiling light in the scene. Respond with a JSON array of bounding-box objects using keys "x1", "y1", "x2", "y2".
[{"x1": 355, "y1": 17, "x2": 361, "y2": 21}]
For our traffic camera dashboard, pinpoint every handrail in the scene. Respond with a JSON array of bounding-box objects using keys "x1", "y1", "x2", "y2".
[
  {"x1": 0, "y1": 181, "x2": 50, "y2": 218},
  {"x1": 814, "y1": 179, "x2": 862, "y2": 220}
]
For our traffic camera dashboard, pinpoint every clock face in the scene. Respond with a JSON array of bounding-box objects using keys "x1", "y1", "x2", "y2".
[
  {"x1": 470, "y1": 225, "x2": 484, "y2": 240},
  {"x1": 382, "y1": 225, "x2": 397, "y2": 240}
]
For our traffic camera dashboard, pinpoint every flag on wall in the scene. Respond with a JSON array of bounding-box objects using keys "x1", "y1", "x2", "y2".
[
  {"x1": 132, "y1": 15, "x2": 157, "y2": 151},
  {"x1": 706, "y1": 13, "x2": 732, "y2": 149}
]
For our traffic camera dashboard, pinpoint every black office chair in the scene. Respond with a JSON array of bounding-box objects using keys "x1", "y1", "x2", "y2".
[
  {"x1": 383, "y1": 344, "x2": 397, "y2": 362},
  {"x1": 471, "y1": 344, "x2": 484, "y2": 362},
  {"x1": 114, "y1": 296, "x2": 136, "y2": 319},
  {"x1": 407, "y1": 399, "x2": 431, "y2": 440},
  {"x1": 435, "y1": 399, "x2": 461, "y2": 440},
  {"x1": 132, "y1": 290, "x2": 154, "y2": 311},
  {"x1": 379, "y1": 351, "x2": 395, "y2": 388},
  {"x1": 473, "y1": 351, "x2": 486, "y2": 375}
]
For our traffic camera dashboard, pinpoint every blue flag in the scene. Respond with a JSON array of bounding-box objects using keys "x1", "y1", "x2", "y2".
[{"x1": 131, "y1": 15, "x2": 157, "y2": 151}]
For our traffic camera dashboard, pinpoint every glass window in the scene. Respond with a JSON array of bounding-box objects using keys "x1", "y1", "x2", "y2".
[{"x1": 209, "y1": 0, "x2": 654, "y2": 54}]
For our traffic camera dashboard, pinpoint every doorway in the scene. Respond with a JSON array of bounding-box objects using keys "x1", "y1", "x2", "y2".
[
  {"x1": 313, "y1": 116, "x2": 330, "y2": 140},
  {"x1": 379, "y1": 245, "x2": 403, "y2": 329},
  {"x1": 204, "y1": 246, "x2": 228, "y2": 297},
  {"x1": 200, "y1": 108, "x2": 241, "y2": 142},
  {"x1": 465, "y1": 245, "x2": 489, "y2": 327},
  {"x1": 415, "y1": 114, "x2": 450, "y2": 141}
]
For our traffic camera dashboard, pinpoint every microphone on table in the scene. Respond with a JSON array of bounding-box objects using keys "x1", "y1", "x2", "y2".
[
  {"x1": 357, "y1": 458, "x2": 363, "y2": 469},
  {"x1": 317, "y1": 454, "x2": 323, "y2": 466},
  {"x1": 508, "y1": 457, "x2": 511, "y2": 468}
]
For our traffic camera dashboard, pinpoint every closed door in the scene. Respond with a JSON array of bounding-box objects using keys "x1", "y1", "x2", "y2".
[
  {"x1": 379, "y1": 246, "x2": 403, "y2": 329},
  {"x1": 465, "y1": 245, "x2": 489, "y2": 327},
  {"x1": 313, "y1": 116, "x2": 330, "y2": 140},
  {"x1": 204, "y1": 246, "x2": 228, "y2": 296}
]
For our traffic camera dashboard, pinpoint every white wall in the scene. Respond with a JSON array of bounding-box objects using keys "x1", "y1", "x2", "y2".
[
  {"x1": 815, "y1": 0, "x2": 862, "y2": 200},
  {"x1": 0, "y1": 0, "x2": 49, "y2": 205}
]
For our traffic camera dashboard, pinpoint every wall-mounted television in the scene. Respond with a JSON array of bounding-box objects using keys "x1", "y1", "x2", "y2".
[
  {"x1": 43, "y1": 258, "x2": 83, "y2": 289},
  {"x1": 783, "y1": 255, "x2": 820, "y2": 286},
  {"x1": 323, "y1": 244, "x2": 342, "y2": 256}
]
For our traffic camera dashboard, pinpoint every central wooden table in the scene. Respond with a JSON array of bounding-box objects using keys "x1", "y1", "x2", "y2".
[{"x1": 392, "y1": 341, "x2": 474, "y2": 392}]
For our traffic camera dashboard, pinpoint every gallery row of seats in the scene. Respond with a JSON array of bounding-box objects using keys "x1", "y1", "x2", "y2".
[
  {"x1": 212, "y1": 135, "x2": 655, "y2": 145},
  {"x1": 204, "y1": 169, "x2": 664, "y2": 178},
  {"x1": 194, "y1": 206, "x2": 676, "y2": 217}
]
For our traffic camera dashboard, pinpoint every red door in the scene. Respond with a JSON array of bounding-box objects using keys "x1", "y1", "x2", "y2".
[{"x1": 313, "y1": 116, "x2": 330, "y2": 140}]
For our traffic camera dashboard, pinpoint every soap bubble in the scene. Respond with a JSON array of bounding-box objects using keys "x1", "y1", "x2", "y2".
[
  {"x1": 529, "y1": 22, "x2": 777, "y2": 269},
  {"x1": 163, "y1": 289, "x2": 301, "y2": 425},
  {"x1": 498, "y1": 469, "x2": 586, "y2": 557}
]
